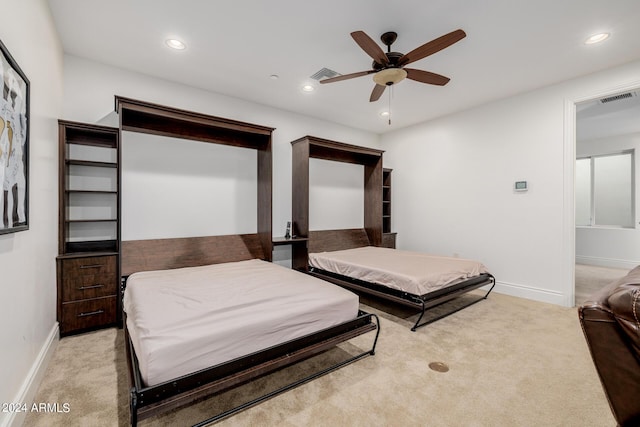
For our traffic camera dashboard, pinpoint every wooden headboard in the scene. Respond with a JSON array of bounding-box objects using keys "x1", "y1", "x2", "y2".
[
  {"x1": 121, "y1": 234, "x2": 264, "y2": 276},
  {"x1": 308, "y1": 228, "x2": 371, "y2": 254}
]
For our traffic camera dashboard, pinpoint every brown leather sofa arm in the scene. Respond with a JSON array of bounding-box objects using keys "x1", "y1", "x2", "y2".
[
  {"x1": 608, "y1": 285, "x2": 640, "y2": 356},
  {"x1": 579, "y1": 303, "x2": 615, "y2": 321},
  {"x1": 579, "y1": 267, "x2": 640, "y2": 427}
]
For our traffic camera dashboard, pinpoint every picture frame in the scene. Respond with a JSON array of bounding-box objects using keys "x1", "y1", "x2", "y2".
[{"x1": 0, "y1": 38, "x2": 29, "y2": 235}]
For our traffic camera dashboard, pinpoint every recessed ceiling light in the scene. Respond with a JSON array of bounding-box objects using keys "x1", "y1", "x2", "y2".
[
  {"x1": 301, "y1": 84, "x2": 315, "y2": 92},
  {"x1": 165, "y1": 39, "x2": 186, "y2": 50},
  {"x1": 380, "y1": 111, "x2": 390, "y2": 117},
  {"x1": 270, "y1": 74, "x2": 279, "y2": 80},
  {"x1": 584, "y1": 33, "x2": 609, "y2": 45}
]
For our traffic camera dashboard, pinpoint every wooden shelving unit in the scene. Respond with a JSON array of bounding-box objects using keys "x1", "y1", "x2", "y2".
[
  {"x1": 383, "y1": 168, "x2": 392, "y2": 233},
  {"x1": 57, "y1": 120, "x2": 120, "y2": 335},
  {"x1": 382, "y1": 168, "x2": 396, "y2": 248}
]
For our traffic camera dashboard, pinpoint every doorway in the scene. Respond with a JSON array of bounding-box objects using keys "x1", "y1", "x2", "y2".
[{"x1": 573, "y1": 88, "x2": 640, "y2": 306}]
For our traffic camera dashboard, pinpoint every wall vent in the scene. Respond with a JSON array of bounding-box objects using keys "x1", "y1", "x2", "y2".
[
  {"x1": 310, "y1": 67, "x2": 341, "y2": 81},
  {"x1": 599, "y1": 92, "x2": 636, "y2": 104}
]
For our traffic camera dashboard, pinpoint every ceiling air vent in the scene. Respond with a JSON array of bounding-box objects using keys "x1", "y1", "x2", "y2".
[
  {"x1": 310, "y1": 67, "x2": 341, "y2": 81},
  {"x1": 599, "y1": 92, "x2": 636, "y2": 104}
]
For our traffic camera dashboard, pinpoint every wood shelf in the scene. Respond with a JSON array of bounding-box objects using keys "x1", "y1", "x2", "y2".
[
  {"x1": 66, "y1": 189, "x2": 117, "y2": 194},
  {"x1": 65, "y1": 131, "x2": 117, "y2": 148},
  {"x1": 272, "y1": 237, "x2": 309, "y2": 246},
  {"x1": 66, "y1": 159, "x2": 117, "y2": 168},
  {"x1": 66, "y1": 219, "x2": 117, "y2": 223}
]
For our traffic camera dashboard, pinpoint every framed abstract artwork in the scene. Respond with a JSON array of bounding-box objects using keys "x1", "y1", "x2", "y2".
[{"x1": 0, "y1": 38, "x2": 29, "y2": 235}]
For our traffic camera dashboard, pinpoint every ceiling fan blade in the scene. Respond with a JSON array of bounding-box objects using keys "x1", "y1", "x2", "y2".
[
  {"x1": 370, "y1": 84, "x2": 386, "y2": 102},
  {"x1": 319, "y1": 70, "x2": 374, "y2": 84},
  {"x1": 351, "y1": 31, "x2": 389, "y2": 66},
  {"x1": 398, "y1": 29, "x2": 466, "y2": 67},
  {"x1": 405, "y1": 68, "x2": 450, "y2": 86}
]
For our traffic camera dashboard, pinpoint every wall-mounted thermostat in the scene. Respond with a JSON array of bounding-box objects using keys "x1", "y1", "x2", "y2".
[{"x1": 514, "y1": 181, "x2": 528, "y2": 192}]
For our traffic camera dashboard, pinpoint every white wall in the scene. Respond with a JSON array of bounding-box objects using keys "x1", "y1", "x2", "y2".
[
  {"x1": 121, "y1": 132, "x2": 259, "y2": 240},
  {"x1": 0, "y1": 1, "x2": 63, "y2": 426},
  {"x1": 382, "y1": 59, "x2": 640, "y2": 306},
  {"x1": 576, "y1": 132, "x2": 640, "y2": 268},
  {"x1": 61, "y1": 55, "x2": 380, "y2": 262},
  {"x1": 309, "y1": 159, "x2": 364, "y2": 230}
]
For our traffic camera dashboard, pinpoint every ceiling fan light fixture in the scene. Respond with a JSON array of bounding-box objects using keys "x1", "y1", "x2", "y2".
[
  {"x1": 165, "y1": 38, "x2": 186, "y2": 50},
  {"x1": 373, "y1": 68, "x2": 407, "y2": 86},
  {"x1": 321, "y1": 28, "x2": 464, "y2": 108},
  {"x1": 584, "y1": 33, "x2": 609, "y2": 45}
]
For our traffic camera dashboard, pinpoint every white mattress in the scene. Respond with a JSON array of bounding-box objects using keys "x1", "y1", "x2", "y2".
[
  {"x1": 123, "y1": 259, "x2": 359, "y2": 386},
  {"x1": 309, "y1": 246, "x2": 489, "y2": 296}
]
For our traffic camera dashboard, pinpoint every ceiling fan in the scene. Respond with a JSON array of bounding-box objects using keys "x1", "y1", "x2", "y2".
[{"x1": 320, "y1": 29, "x2": 466, "y2": 102}]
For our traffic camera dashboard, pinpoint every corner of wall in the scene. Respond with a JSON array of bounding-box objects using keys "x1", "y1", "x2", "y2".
[{"x1": 1, "y1": 323, "x2": 59, "y2": 427}]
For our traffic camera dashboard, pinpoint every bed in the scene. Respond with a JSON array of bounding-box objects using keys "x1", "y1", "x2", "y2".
[
  {"x1": 125, "y1": 256, "x2": 367, "y2": 386},
  {"x1": 306, "y1": 229, "x2": 495, "y2": 331},
  {"x1": 122, "y1": 235, "x2": 379, "y2": 426},
  {"x1": 115, "y1": 99, "x2": 379, "y2": 426},
  {"x1": 289, "y1": 135, "x2": 494, "y2": 332}
]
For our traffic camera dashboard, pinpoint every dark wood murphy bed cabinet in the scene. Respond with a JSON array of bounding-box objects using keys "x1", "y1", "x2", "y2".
[
  {"x1": 57, "y1": 121, "x2": 120, "y2": 335},
  {"x1": 56, "y1": 98, "x2": 274, "y2": 335},
  {"x1": 291, "y1": 136, "x2": 386, "y2": 270}
]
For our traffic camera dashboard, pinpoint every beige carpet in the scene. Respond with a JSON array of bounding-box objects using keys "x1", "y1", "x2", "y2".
[
  {"x1": 574, "y1": 264, "x2": 628, "y2": 306},
  {"x1": 23, "y1": 292, "x2": 615, "y2": 427}
]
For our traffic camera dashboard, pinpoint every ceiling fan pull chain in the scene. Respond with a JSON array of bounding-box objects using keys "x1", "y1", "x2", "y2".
[{"x1": 388, "y1": 86, "x2": 392, "y2": 125}]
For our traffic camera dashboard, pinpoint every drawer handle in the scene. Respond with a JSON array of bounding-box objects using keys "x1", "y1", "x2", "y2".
[
  {"x1": 77, "y1": 310, "x2": 104, "y2": 318},
  {"x1": 77, "y1": 284, "x2": 104, "y2": 290},
  {"x1": 79, "y1": 264, "x2": 103, "y2": 269}
]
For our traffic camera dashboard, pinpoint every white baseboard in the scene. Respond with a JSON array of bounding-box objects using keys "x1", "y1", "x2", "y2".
[
  {"x1": 491, "y1": 280, "x2": 569, "y2": 307},
  {"x1": 2, "y1": 323, "x2": 59, "y2": 427},
  {"x1": 576, "y1": 255, "x2": 639, "y2": 270}
]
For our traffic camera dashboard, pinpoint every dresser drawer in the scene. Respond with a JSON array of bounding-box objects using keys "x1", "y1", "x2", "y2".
[
  {"x1": 60, "y1": 296, "x2": 117, "y2": 334},
  {"x1": 61, "y1": 255, "x2": 117, "y2": 301}
]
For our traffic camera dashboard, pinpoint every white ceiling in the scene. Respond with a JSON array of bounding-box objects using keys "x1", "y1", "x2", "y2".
[{"x1": 48, "y1": 0, "x2": 640, "y2": 134}]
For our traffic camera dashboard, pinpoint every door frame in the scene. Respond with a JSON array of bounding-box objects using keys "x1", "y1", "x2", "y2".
[{"x1": 563, "y1": 79, "x2": 640, "y2": 306}]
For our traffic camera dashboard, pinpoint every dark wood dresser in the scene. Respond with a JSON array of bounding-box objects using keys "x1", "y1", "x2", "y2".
[{"x1": 57, "y1": 253, "x2": 118, "y2": 334}]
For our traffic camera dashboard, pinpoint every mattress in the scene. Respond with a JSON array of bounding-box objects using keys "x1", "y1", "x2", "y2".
[
  {"x1": 309, "y1": 246, "x2": 489, "y2": 296},
  {"x1": 123, "y1": 259, "x2": 359, "y2": 386}
]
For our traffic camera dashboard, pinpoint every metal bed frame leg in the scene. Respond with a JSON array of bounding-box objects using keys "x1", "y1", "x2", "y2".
[
  {"x1": 191, "y1": 314, "x2": 380, "y2": 427},
  {"x1": 130, "y1": 389, "x2": 138, "y2": 427},
  {"x1": 411, "y1": 300, "x2": 427, "y2": 332},
  {"x1": 411, "y1": 276, "x2": 496, "y2": 332}
]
